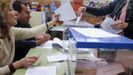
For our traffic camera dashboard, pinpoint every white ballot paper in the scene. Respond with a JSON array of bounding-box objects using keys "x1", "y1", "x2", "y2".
[
  {"x1": 55, "y1": 1, "x2": 76, "y2": 21},
  {"x1": 47, "y1": 54, "x2": 68, "y2": 62},
  {"x1": 101, "y1": 16, "x2": 123, "y2": 34},
  {"x1": 37, "y1": 41, "x2": 53, "y2": 48},
  {"x1": 76, "y1": 13, "x2": 83, "y2": 25},
  {"x1": 25, "y1": 66, "x2": 56, "y2": 75}
]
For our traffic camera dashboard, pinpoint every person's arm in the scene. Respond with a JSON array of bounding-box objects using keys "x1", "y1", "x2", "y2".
[
  {"x1": 13, "y1": 14, "x2": 58, "y2": 40},
  {"x1": 0, "y1": 65, "x2": 11, "y2": 75},
  {"x1": 0, "y1": 56, "x2": 38, "y2": 75},
  {"x1": 85, "y1": 0, "x2": 118, "y2": 16},
  {"x1": 12, "y1": 24, "x2": 47, "y2": 40},
  {"x1": 15, "y1": 40, "x2": 36, "y2": 49}
]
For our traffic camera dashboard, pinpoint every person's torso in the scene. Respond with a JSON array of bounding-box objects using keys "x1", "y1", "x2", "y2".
[
  {"x1": 0, "y1": 29, "x2": 15, "y2": 66},
  {"x1": 112, "y1": 0, "x2": 133, "y2": 23}
]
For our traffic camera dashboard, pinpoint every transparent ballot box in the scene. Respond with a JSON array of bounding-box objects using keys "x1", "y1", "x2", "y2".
[{"x1": 68, "y1": 27, "x2": 133, "y2": 75}]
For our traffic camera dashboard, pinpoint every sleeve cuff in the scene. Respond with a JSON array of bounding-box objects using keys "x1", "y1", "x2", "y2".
[
  {"x1": 9, "y1": 63, "x2": 16, "y2": 73},
  {"x1": 46, "y1": 23, "x2": 49, "y2": 30},
  {"x1": 45, "y1": 23, "x2": 52, "y2": 34}
]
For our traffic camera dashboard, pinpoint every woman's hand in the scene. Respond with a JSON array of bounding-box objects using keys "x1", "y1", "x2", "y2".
[
  {"x1": 51, "y1": 14, "x2": 59, "y2": 23},
  {"x1": 47, "y1": 14, "x2": 59, "y2": 27},
  {"x1": 13, "y1": 56, "x2": 38, "y2": 69}
]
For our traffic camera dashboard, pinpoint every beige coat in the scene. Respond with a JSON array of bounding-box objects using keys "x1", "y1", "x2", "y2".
[{"x1": 0, "y1": 24, "x2": 47, "y2": 75}]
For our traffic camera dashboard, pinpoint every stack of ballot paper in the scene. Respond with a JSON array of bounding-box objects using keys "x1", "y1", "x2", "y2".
[{"x1": 25, "y1": 66, "x2": 56, "y2": 75}]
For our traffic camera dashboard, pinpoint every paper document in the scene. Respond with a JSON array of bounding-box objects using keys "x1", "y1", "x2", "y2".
[
  {"x1": 76, "y1": 13, "x2": 83, "y2": 25},
  {"x1": 37, "y1": 38, "x2": 63, "y2": 49},
  {"x1": 37, "y1": 38, "x2": 69, "y2": 51},
  {"x1": 101, "y1": 16, "x2": 123, "y2": 34},
  {"x1": 47, "y1": 54, "x2": 68, "y2": 62},
  {"x1": 54, "y1": 1, "x2": 76, "y2": 21},
  {"x1": 53, "y1": 38, "x2": 63, "y2": 48},
  {"x1": 37, "y1": 41, "x2": 53, "y2": 48},
  {"x1": 52, "y1": 38, "x2": 69, "y2": 51},
  {"x1": 73, "y1": 28, "x2": 120, "y2": 38},
  {"x1": 25, "y1": 66, "x2": 56, "y2": 75}
]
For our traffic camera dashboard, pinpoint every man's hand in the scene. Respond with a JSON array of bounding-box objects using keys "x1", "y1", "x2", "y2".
[
  {"x1": 111, "y1": 20, "x2": 128, "y2": 30},
  {"x1": 36, "y1": 34, "x2": 51, "y2": 45}
]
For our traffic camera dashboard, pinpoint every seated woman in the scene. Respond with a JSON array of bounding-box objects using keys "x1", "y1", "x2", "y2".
[{"x1": 0, "y1": 0, "x2": 58, "y2": 75}]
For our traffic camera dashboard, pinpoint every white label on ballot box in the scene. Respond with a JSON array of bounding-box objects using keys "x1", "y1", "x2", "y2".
[
  {"x1": 25, "y1": 66, "x2": 56, "y2": 75},
  {"x1": 73, "y1": 28, "x2": 120, "y2": 38}
]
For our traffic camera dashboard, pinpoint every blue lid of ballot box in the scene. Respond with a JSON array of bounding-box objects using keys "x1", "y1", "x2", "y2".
[{"x1": 69, "y1": 27, "x2": 133, "y2": 49}]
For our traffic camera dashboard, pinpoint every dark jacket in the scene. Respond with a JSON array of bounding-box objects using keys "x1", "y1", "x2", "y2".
[
  {"x1": 86, "y1": 0, "x2": 133, "y2": 39},
  {"x1": 14, "y1": 21, "x2": 36, "y2": 62}
]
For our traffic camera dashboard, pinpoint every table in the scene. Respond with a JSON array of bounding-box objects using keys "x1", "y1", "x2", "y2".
[{"x1": 13, "y1": 48, "x2": 75, "y2": 75}]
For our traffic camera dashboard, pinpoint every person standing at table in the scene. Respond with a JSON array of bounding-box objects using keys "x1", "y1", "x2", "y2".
[
  {"x1": 0, "y1": 0, "x2": 58, "y2": 74},
  {"x1": 13, "y1": 0, "x2": 51, "y2": 62},
  {"x1": 78, "y1": 0, "x2": 133, "y2": 39}
]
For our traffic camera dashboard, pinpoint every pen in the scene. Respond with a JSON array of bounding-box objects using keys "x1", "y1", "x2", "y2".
[{"x1": 57, "y1": 60, "x2": 65, "y2": 62}]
